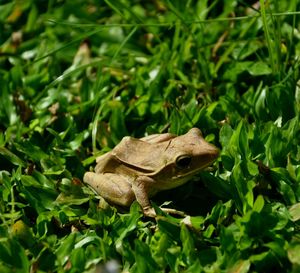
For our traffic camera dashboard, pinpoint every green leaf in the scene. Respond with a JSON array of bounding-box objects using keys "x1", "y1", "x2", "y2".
[
  {"x1": 253, "y1": 195, "x2": 264, "y2": 213},
  {"x1": 70, "y1": 248, "x2": 86, "y2": 271},
  {"x1": 133, "y1": 240, "x2": 159, "y2": 273},
  {"x1": 219, "y1": 123, "x2": 233, "y2": 150},
  {"x1": 157, "y1": 218, "x2": 181, "y2": 243},
  {"x1": 289, "y1": 203, "x2": 300, "y2": 222},
  {"x1": 19, "y1": 185, "x2": 57, "y2": 213},
  {"x1": 14, "y1": 141, "x2": 48, "y2": 161},
  {"x1": 109, "y1": 101, "x2": 129, "y2": 144},
  {"x1": 201, "y1": 172, "x2": 232, "y2": 199},
  {"x1": 0, "y1": 239, "x2": 29, "y2": 273},
  {"x1": 246, "y1": 160, "x2": 259, "y2": 176},
  {"x1": 55, "y1": 233, "x2": 77, "y2": 266},
  {"x1": 227, "y1": 259, "x2": 251, "y2": 273},
  {"x1": 114, "y1": 205, "x2": 141, "y2": 254},
  {"x1": 0, "y1": 147, "x2": 25, "y2": 167},
  {"x1": 288, "y1": 244, "x2": 300, "y2": 265},
  {"x1": 180, "y1": 224, "x2": 195, "y2": 265},
  {"x1": 248, "y1": 62, "x2": 272, "y2": 76}
]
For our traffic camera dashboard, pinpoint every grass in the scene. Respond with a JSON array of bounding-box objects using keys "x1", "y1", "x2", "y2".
[{"x1": 0, "y1": 0, "x2": 300, "y2": 272}]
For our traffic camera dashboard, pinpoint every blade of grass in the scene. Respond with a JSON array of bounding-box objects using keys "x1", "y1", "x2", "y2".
[
  {"x1": 104, "y1": 0, "x2": 142, "y2": 23},
  {"x1": 214, "y1": 16, "x2": 257, "y2": 74},
  {"x1": 259, "y1": 0, "x2": 275, "y2": 74},
  {"x1": 31, "y1": 27, "x2": 105, "y2": 64},
  {"x1": 284, "y1": 0, "x2": 297, "y2": 73},
  {"x1": 92, "y1": 27, "x2": 138, "y2": 153}
]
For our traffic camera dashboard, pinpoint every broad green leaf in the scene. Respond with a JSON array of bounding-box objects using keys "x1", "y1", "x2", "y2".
[
  {"x1": 220, "y1": 225, "x2": 237, "y2": 254},
  {"x1": 0, "y1": 241, "x2": 11, "y2": 266},
  {"x1": 157, "y1": 218, "x2": 181, "y2": 243},
  {"x1": 253, "y1": 195, "x2": 264, "y2": 213},
  {"x1": 19, "y1": 186, "x2": 57, "y2": 213},
  {"x1": 14, "y1": 141, "x2": 48, "y2": 161},
  {"x1": 0, "y1": 239, "x2": 29, "y2": 273},
  {"x1": 246, "y1": 160, "x2": 259, "y2": 176},
  {"x1": 69, "y1": 248, "x2": 86, "y2": 271},
  {"x1": 109, "y1": 101, "x2": 129, "y2": 144},
  {"x1": 133, "y1": 240, "x2": 159, "y2": 273},
  {"x1": 55, "y1": 233, "x2": 77, "y2": 266},
  {"x1": 201, "y1": 172, "x2": 232, "y2": 199},
  {"x1": 289, "y1": 203, "x2": 300, "y2": 222},
  {"x1": 248, "y1": 62, "x2": 272, "y2": 76},
  {"x1": 227, "y1": 259, "x2": 251, "y2": 273},
  {"x1": 0, "y1": 147, "x2": 25, "y2": 167},
  {"x1": 11, "y1": 220, "x2": 34, "y2": 247},
  {"x1": 203, "y1": 224, "x2": 215, "y2": 239},
  {"x1": 114, "y1": 204, "x2": 141, "y2": 254},
  {"x1": 180, "y1": 224, "x2": 195, "y2": 265},
  {"x1": 288, "y1": 244, "x2": 300, "y2": 265}
]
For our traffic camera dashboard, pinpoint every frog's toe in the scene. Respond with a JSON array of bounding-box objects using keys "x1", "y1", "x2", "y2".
[
  {"x1": 83, "y1": 172, "x2": 95, "y2": 184},
  {"x1": 143, "y1": 207, "x2": 157, "y2": 218}
]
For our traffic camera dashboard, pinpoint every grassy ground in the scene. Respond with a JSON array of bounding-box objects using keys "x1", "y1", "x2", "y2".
[{"x1": 1, "y1": 1, "x2": 300, "y2": 272}]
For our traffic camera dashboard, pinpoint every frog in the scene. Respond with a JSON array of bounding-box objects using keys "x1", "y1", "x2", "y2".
[{"x1": 83, "y1": 128, "x2": 219, "y2": 217}]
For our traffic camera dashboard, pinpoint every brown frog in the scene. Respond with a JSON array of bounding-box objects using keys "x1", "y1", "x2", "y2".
[{"x1": 84, "y1": 128, "x2": 219, "y2": 217}]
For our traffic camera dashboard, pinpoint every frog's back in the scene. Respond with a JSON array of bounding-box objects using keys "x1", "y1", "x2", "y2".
[{"x1": 111, "y1": 136, "x2": 170, "y2": 173}]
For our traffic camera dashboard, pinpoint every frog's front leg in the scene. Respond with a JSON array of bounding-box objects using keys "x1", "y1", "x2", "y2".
[
  {"x1": 83, "y1": 172, "x2": 135, "y2": 207},
  {"x1": 132, "y1": 176, "x2": 157, "y2": 217}
]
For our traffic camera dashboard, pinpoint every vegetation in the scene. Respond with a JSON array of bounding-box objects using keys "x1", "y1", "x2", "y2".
[{"x1": 0, "y1": 0, "x2": 300, "y2": 272}]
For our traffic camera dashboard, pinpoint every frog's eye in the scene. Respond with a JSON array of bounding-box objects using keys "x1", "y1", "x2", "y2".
[{"x1": 176, "y1": 155, "x2": 192, "y2": 169}]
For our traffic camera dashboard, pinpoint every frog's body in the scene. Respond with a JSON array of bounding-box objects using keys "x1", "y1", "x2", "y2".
[{"x1": 84, "y1": 128, "x2": 219, "y2": 216}]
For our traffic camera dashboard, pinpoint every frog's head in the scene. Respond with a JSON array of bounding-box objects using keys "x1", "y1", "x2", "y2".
[{"x1": 167, "y1": 128, "x2": 219, "y2": 178}]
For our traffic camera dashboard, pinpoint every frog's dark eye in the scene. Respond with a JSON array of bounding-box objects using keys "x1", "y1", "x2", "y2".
[{"x1": 176, "y1": 155, "x2": 192, "y2": 169}]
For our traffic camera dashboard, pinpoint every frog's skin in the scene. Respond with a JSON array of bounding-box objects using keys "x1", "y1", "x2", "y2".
[{"x1": 84, "y1": 128, "x2": 219, "y2": 217}]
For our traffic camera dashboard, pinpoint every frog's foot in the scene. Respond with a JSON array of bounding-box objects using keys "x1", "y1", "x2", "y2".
[
  {"x1": 143, "y1": 207, "x2": 186, "y2": 218},
  {"x1": 160, "y1": 208, "x2": 186, "y2": 217},
  {"x1": 143, "y1": 207, "x2": 157, "y2": 218},
  {"x1": 181, "y1": 216, "x2": 192, "y2": 227}
]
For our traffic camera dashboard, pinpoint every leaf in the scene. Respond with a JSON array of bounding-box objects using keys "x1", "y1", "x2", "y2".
[
  {"x1": 19, "y1": 185, "x2": 57, "y2": 213},
  {"x1": 246, "y1": 160, "x2": 259, "y2": 176},
  {"x1": 109, "y1": 101, "x2": 129, "y2": 144},
  {"x1": 11, "y1": 220, "x2": 34, "y2": 247},
  {"x1": 253, "y1": 195, "x2": 264, "y2": 213},
  {"x1": 227, "y1": 259, "x2": 251, "y2": 273},
  {"x1": 55, "y1": 233, "x2": 77, "y2": 266},
  {"x1": 203, "y1": 224, "x2": 215, "y2": 239},
  {"x1": 219, "y1": 123, "x2": 233, "y2": 150},
  {"x1": 69, "y1": 248, "x2": 86, "y2": 271},
  {"x1": 220, "y1": 225, "x2": 237, "y2": 254},
  {"x1": 201, "y1": 172, "x2": 232, "y2": 199},
  {"x1": 289, "y1": 203, "x2": 300, "y2": 222},
  {"x1": 157, "y1": 218, "x2": 181, "y2": 243},
  {"x1": 14, "y1": 141, "x2": 49, "y2": 161},
  {"x1": 133, "y1": 240, "x2": 159, "y2": 273},
  {"x1": 254, "y1": 85, "x2": 269, "y2": 120},
  {"x1": 223, "y1": 61, "x2": 252, "y2": 81},
  {"x1": 0, "y1": 239, "x2": 30, "y2": 273},
  {"x1": 0, "y1": 147, "x2": 25, "y2": 167},
  {"x1": 0, "y1": 241, "x2": 11, "y2": 266},
  {"x1": 114, "y1": 204, "x2": 141, "y2": 254},
  {"x1": 288, "y1": 244, "x2": 300, "y2": 265},
  {"x1": 180, "y1": 224, "x2": 195, "y2": 265},
  {"x1": 278, "y1": 180, "x2": 296, "y2": 205},
  {"x1": 247, "y1": 62, "x2": 272, "y2": 76}
]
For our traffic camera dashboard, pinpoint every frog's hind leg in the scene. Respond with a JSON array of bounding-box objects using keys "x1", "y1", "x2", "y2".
[{"x1": 83, "y1": 172, "x2": 135, "y2": 207}]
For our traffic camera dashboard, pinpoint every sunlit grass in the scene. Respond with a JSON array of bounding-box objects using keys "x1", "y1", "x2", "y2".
[{"x1": 0, "y1": 1, "x2": 300, "y2": 272}]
